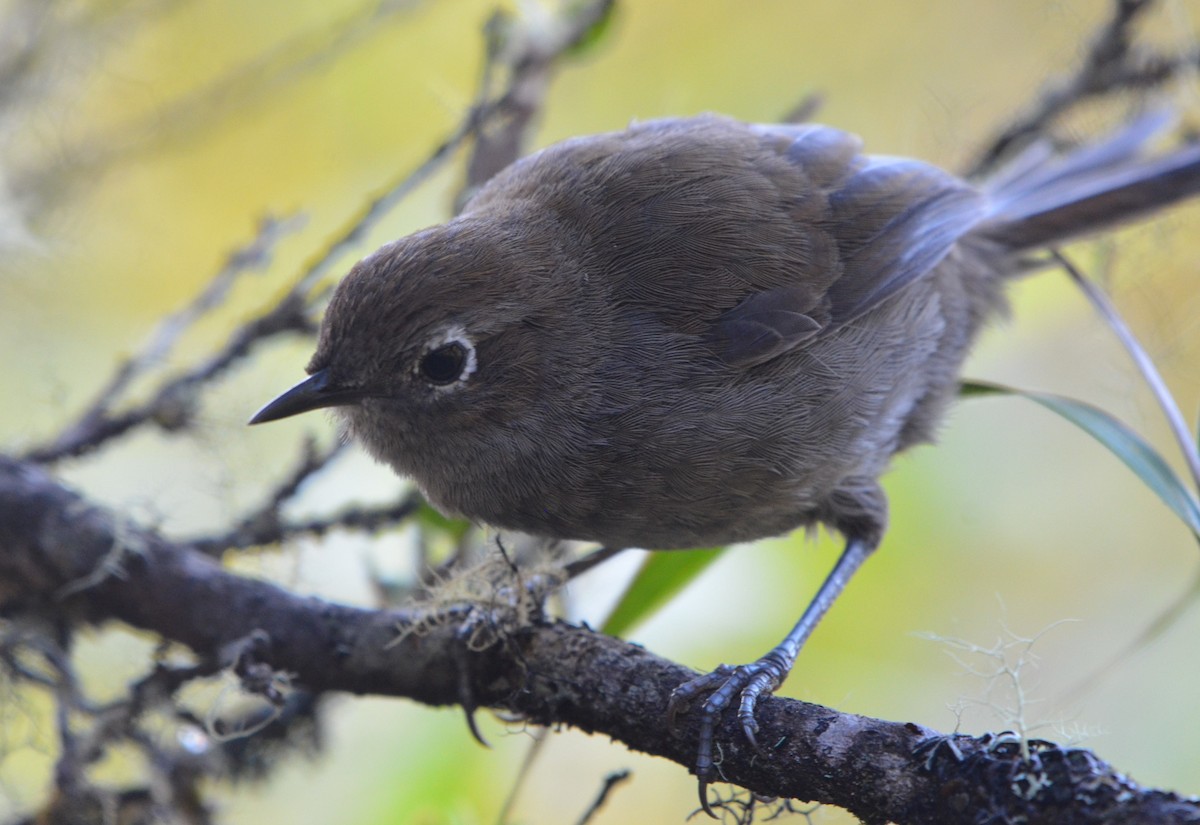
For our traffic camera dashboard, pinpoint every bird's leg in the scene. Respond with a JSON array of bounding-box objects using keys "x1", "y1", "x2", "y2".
[{"x1": 667, "y1": 535, "x2": 877, "y2": 817}]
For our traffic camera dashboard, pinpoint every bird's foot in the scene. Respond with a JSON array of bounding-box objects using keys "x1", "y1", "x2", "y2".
[{"x1": 667, "y1": 651, "x2": 791, "y2": 818}]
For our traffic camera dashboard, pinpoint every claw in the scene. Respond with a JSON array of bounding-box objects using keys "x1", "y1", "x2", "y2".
[
  {"x1": 738, "y1": 662, "x2": 784, "y2": 753},
  {"x1": 742, "y1": 721, "x2": 761, "y2": 753},
  {"x1": 462, "y1": 704, "x2": 490, "y2": 748},
  {"x1": 666, "y1": 696, "x2": 684, "y2": 731},
  {"x1": 698, "y1": 779, "x2": 716, "y2": 818},
  {"x1": 452, "y1": 616, "x2": 491, "y2": 747},
  {"x1": 669, "y1": 536, "x2": 877, "y2": 807},
  {"x1": 668, "y1": 665, "x2": 732, "y2": 732},
  {"x1": 669, "y1": 657, "x2": 787, "y2": 802}
]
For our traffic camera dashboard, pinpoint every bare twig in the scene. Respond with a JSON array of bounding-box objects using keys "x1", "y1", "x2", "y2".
[
  {"x1": 28, "y1": 214, "x2": 304, "y2": 463},
  {"x1": 969, "y1": 0, "x2": 1191, "y2": 176},
  {"x1": 185, "y1": 438, "x2": 347, "y2": 555},
  {"x1": 105, "y1": 214, "x2": 306, "y2": 403},
  {"x1": 461, "y1": 0, "x2": 617, "y2": 200},
  {"x1": 20, "y1": 0, "x2": 618, "y2": 466},
  {"x1": 22, "y1": 290, "x2": 315, "y2": 463},
  {"x1": 574, "y1": 769, "x2": 631, "y2": 825},
  {"x1": 189, "y1": 490, "x2": 423, "y2": 556},
  {"x1": 494, "y1": 727, "x2": 550, "y2": 825},
  {"x1": 563, "y1": 545, "x2": 629, "y2": 580}
]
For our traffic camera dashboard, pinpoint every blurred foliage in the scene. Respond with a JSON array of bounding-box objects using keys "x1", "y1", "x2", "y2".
[
  {"x1": 602, "y1": 546, "x2": 725, "y2": 637},
  {"x1": 2, "y1": 1, "x2": 1200, "y2": 824},
  {"x1": 962, "y1": 380, "x2": 1200, "y2": 540}
]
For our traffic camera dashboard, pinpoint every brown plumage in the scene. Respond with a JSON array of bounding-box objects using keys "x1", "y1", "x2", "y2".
[{"x1": 251, "y1": 112, "x2": 1200, "y2": 807}]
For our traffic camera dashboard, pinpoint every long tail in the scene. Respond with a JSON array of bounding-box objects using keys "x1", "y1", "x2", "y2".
[{"x1": 976, "y1": 111, "x2": 1200, "y2": 252}]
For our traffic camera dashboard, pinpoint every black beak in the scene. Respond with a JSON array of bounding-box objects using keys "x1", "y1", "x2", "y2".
[{"x1": 248, "y1": 369, "x2": 365, "y2": 425}]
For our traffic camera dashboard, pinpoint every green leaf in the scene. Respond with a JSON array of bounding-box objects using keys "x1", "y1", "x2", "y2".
[
  {"x1": 601, "y1": 546, "x2": 725, "y2": 637},
  {"x1": 961, "y1": 380, "x2": 1200, "y2": 539},
  {"x1": 414, "y1": 501, "x2": 472, "y2": 541}
]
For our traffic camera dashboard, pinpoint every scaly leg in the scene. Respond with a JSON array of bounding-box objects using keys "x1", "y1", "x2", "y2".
[{"x1": 667, "y1": 535, "x2": 877, "y2": 816}]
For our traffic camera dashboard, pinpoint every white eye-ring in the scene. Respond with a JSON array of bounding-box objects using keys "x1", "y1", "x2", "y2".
[{"x1": 415, "y1": 326, "x2": 477, "y2": 387}]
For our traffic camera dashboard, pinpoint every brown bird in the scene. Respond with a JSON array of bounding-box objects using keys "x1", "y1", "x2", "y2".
[{"x1": 251, "y1": 111, "x2": 1200, "y2": 809}]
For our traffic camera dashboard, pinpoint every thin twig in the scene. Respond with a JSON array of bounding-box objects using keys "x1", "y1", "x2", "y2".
[
  {"x1": 297, "y1": 1, "x2": 618, "y2": 294},
  {"x1": 34, "y1": 214, "x2": 304, "y2": 461},
  {"x1": 114, "y1": 214, "x2": 307, "y2": 395},
  {"x1": 970, "y1": 0, "x2": 1171, "y2": 176},
  {"x1": 494, "y1": 727, "x2": 550, "y2": 825},
  {"x1": 190, "y1": 491, "x2": 423, "y2": 556},
  {"x1": 185, "y1": 437, "x2": 345, "y2": 554},
  {"x1": 22, "y1": 290, "x2": 315, "y2": 463},
  {"x1": 563, "y1": 545, "x2": 629, "y2": 580},
  {"x1": 22, "y1": 0, "x2": 617, "y2": 466},
  {"x1": 291, "y1": 104, "x2": 489, "y2": 302},
  {"x1": 575, "y1": 769, "x2": 632, "y2": 825}
]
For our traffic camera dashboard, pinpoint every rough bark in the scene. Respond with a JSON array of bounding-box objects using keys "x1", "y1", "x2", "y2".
[{"x1": 2, "y1": 455, "x2": 1194, "y2": 825}]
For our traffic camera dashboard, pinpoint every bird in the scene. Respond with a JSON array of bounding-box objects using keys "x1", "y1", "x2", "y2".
[{"x1": 250, "y1": 110, "x2": 1200, "y2": 811}]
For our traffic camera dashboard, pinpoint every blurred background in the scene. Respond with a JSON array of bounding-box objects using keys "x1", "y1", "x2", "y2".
[{"x1": 1, "y1": 0, "x2": 1199, "y2": 822}]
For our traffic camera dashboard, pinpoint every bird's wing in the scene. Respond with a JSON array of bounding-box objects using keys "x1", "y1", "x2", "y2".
[
  {"x1": 708, "y1": 124, "x2": 988, "y2": 367},
  {"x1": 707, "y1": 285, "x2": 825, "y2": 367},
  {"x1": 820, "y1": 153, "x2": 989, "y2": 324}
]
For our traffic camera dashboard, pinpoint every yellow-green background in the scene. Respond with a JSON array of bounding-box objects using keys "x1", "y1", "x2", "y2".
[{"x1": 2, "y1": 1, "x2": 1199, "y2": 822}]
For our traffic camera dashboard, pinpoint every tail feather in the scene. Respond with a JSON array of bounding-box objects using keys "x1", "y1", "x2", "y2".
[{"x1": 978, "y1": 112, "x2": 1200, "y2": 251}]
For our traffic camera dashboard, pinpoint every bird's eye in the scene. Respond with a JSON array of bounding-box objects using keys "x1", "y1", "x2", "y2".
[{"x1": 418, "y1": 342, "x2": 469, "y2": 385}]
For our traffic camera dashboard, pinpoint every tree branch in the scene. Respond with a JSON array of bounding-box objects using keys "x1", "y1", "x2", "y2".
[
  {"x1": 1, "y1": 455, "x2": 1194, "y2": 825},
  {"x1": 968, "y1": 0, "x2": 1196, "y2": 176}
]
